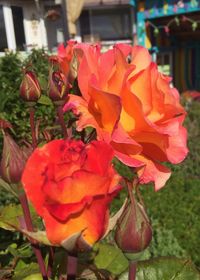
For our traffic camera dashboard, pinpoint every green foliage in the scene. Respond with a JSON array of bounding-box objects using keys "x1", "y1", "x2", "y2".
[
  {"x1": 92, "y1": 243, "x2": 199, "y2": 279},
  {"x1": 0, "y1": 49, "x2": 55, "y2": 155},
  {"x1": 148, "y1": 219, "x2": 186, "y2": 259},
  {"x1": 141, "y1": 175, "x2": 200, "y2": 267},
  {"x1": 0, "y1": 52, "x2": 23, "y2": 112},
  {"x1": 94, "y1": 243, "x2": 128, "y2": 275},
  {"x1": 120, "y1": 257, "x2": 200, "y2": 280},
  {"x1": 13, "y1": 261, "x2": 40, "y2": 280},
  {"x1": 0, "y1": 204, "x2": 23, "y2": 231}
]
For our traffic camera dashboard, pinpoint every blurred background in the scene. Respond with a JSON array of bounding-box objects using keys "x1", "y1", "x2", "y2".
[{"x1": 0, "y1": 0, "x2": 200, "y2": 92}]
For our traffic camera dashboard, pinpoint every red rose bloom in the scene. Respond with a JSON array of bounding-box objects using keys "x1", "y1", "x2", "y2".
[{"x1": 22, "y1": 139, "x2": 121, "y2": 249}]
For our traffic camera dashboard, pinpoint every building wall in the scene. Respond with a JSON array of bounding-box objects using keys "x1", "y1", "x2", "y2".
[
  {"x1": 0, "y1": 0, "x2": 48, "y2": 51},
  {"x1": 23, "y1": 2, "x2": 48, "y2": 50}
]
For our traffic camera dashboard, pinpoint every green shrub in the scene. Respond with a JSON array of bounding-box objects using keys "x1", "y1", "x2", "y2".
[
  {"x1": 0, "y1": 52, "x2": 23, "y2": 112},
  {"x1": 0, "y1": 49, "x2": 55, "y2": 149}
]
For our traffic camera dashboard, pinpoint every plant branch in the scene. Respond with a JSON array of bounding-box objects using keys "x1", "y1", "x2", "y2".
[
  {"x1": 56, "y1": 105, "x2": 68, "y2": 139},
  {"x1": 29, "y1": 105, "x2": 37, "y2": 149},
  {"x1": 47, "y1": 246, "x2": 55, "y2": 278},
  {"x1": 129, "y1": 261, "x2": 137, "y2": 280},
  {"x1": 66, "y1": 254, "x2": 78, "y2": 280},
  {"x1": 19, "y1": 192, "x2": 48, "y2": 280}
]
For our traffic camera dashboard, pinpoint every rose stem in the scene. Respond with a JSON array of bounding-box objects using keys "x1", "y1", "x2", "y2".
[
  {"x1": 29, "y1": 105, "x2": 37, "y2": 149},
  {"x1": 66, "y1": 254, "x2": 78, "y2": 280},
  {"x1": 19, "y1": 192, "x2": 48, "y2": 280},
  {"x1": 126, "y1": 179, "x2": 138, "y2": 205},
  {"x1": 126, "y1": 179, "x2": 138, "y2": 280},
  {"x1": 47, "y1": 246, "x2": 55, "y2": 278},
  {"x1": 129, "y1": 261, "x2": 137, "y2": 280},
  {"x1": 57, "y1": 105, "x2": 68, "y2": 139}
]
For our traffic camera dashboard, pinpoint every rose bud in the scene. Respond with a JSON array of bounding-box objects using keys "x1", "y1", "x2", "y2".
[
  {"x1": 0, "y1": 133, "x2": 31, "y2": 184},
  {"x1": 115, "y1": 196, "x2": 152, "y2": 256},
  {"x1": 20, "y1": 70, "x2": 41, "y2": 103},
  {"x1": 47, "y1": 70, "x2": 69, "y2": 104},
  {"x1": 0, "y1": 118, "x2": 12, "y2": 130}
]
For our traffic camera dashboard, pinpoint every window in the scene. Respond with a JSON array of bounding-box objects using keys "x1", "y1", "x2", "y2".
[
  {"x1": 0, "y1": 5, "x2": 8, "y2": 51},
  {"x1": 80, "y1": 7, "x2": 132, "y2": 41},
  {"x1": 11, "y1": 6, "x2": 25, "y2": 50}
]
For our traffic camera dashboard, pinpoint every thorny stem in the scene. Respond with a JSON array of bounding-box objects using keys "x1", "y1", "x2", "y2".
[
  {"x1": 66, "y1": 254, "x2": 78, "y2": 280},
  {"x1": 129, "y1": 261, "x2": 137, "y2": 280},
  {"x1": 57, "y1": 105, "x2": 68, "y2": 139},
  {"x1": 19, "y1": 192, "x2": 48, "y2": 280},
  {"x1": 29, "y1": 106, "x2": 37, "y2": 149},
  {"x1": 47, "y1": 246, "x2": 55, "y2": 278}
]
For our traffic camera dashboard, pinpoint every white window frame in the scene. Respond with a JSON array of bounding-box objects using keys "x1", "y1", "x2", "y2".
[
  {"x1": 2, "y1": 3, "x2": 16, "y2": 50},
  {"x1": 1, "y1": 1, "x2": 48, "y2": 52}
]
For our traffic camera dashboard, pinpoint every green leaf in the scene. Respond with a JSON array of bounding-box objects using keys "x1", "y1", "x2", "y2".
[
  {"x1": 0, "y1": 203, "x2": 50, "y2": 245},
  {"x1": 0, "y1": 204, "x2": 23, "y2": 231},
  {"x1": 10, "y1": 243, "x2": 33, "y2": 258},
  {"x1": 21, "y1": 230, "x2": 52, "y2": 246},
  {"x1": 0, "y1": 242, "x2": 32, "y2": 259},
  {"x1": 94, "y1": 243, "x2": 128, "y2": 276},
  {"x1": 38, "y1": 95, "x2": 53, "y2": 106},
  {"x1": 23, "y1": 273, "x2": 43, "y2": 280},
  {"x1": 119, "y1": 257, "x2": 200, "y2": 279},
  {"x1": 13, "y1": 260, "x2": 40, "y2": 280},
  {"x1": 0, "y1": 178, "x2": 18, "y2": 197}
]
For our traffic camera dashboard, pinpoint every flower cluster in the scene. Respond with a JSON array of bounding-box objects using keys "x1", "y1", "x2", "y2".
[{"x1": 1, "y1": 41, "x2": 188, "y2": 259}]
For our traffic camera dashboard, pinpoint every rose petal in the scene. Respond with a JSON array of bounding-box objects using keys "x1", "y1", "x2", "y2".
[
  {"x1": 136, "y1": 155, "x2": 171, "y2": 191},
  {"x1": 43, "y1": 188, "x2": 120, "y2": 246}
]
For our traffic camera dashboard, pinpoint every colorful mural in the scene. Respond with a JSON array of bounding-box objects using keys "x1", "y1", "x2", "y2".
[{"x1": 135, "y1": 0, "x2": 200, "y2": 92}]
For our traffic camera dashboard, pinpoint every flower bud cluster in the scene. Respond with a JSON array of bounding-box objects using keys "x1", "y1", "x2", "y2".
[{"x1": 20, "y1": 62, "x2": 70, "y2": 106}]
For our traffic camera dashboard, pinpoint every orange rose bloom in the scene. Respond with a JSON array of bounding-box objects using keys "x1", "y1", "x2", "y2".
[
  {"x1": 64, "y1": 44, "x2": 188, "y2": 190},
  {"x1": 22, "y1": 139, "x2": 121, "y2": 248},
  {"x1": 57, "y1": 40, "x2": 77, "y2": 78}
]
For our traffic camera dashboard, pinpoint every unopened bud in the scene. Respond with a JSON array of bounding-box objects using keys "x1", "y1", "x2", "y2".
[
  {"x1": 0, "y1": 118, "x2": 12, "y2": 130},
  {"x1": 0, "y1": 133, "x2": 31, "y2": 184},
  {"x1": 47, "y1": 70, "x2": 68, "y2": 104},
  {"x1": 115, "y1": 197, "x2": 152, "y2": 256},
  {"x1": 20, "y1": 70, "x2": 41, "y2": 103}
]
